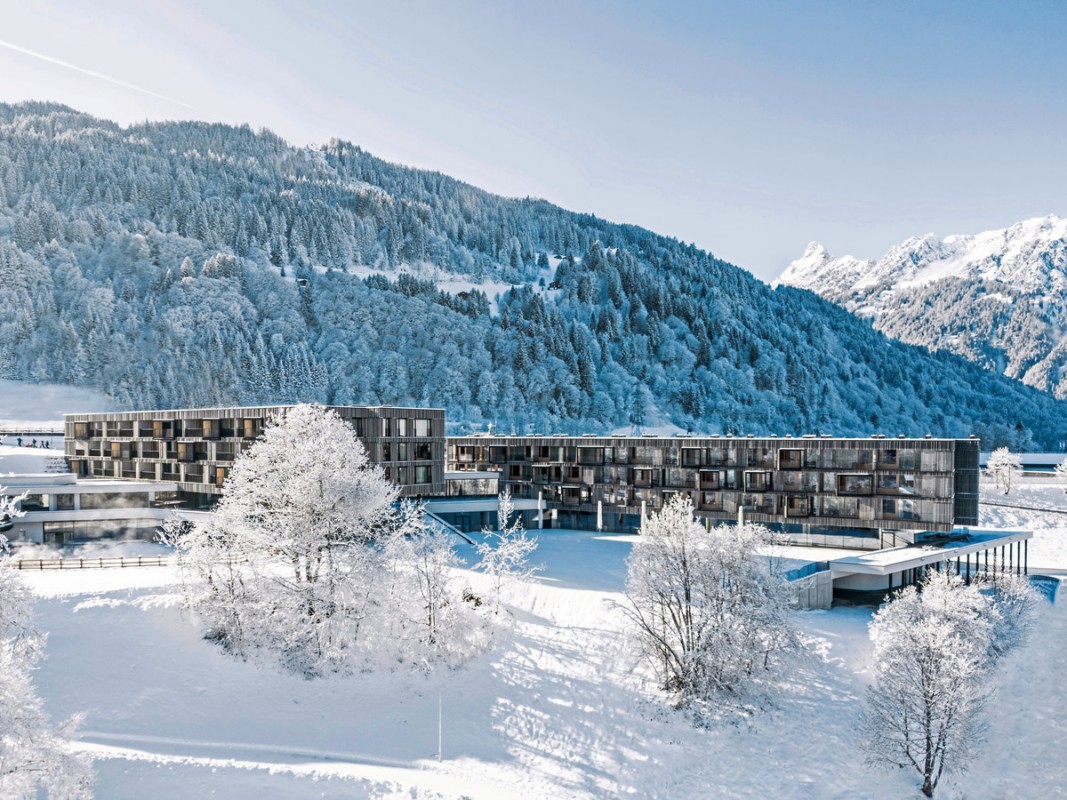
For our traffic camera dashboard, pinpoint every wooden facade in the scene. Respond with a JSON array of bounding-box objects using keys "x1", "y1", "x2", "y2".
[
  {"x1": 447, "y1": 434, "x2": 980, "y2": 537},
  {"x1": 65, "y1": 405, "x2": 446, "y2": 506}
]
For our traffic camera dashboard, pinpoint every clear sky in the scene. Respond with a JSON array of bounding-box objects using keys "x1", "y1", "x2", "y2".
[{"x1": 2, "y1": 0, "x2": 1065, "y2": 281}]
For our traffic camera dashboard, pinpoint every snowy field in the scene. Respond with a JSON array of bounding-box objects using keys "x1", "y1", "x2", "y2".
[
  {"x1": 16, "y1": 517, "x2": 1067, "y2": 799},
  {"x1": 979, "y1": 478, "x2": 1067, "y2": 572}
]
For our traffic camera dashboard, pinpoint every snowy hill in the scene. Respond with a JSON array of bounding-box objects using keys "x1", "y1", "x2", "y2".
[
  {"x1": 2, "y1": 102, "x2": 1067, "y2": 446},
  {"x1": 777, "y1": 216, "x2": 1067, "y2": 399}
]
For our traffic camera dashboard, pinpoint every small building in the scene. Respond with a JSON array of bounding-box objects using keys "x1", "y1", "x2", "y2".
[{"x1": 1, "y1": 473, "x2": 181, "y2": 546}]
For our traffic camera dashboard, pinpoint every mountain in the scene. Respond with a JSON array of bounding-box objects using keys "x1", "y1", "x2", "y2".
[
  {"x1": 1, "y1": 101, "x2": 1065, "y2": 448},
  {"x1": 778, "y1": 216, "x2": 1067, "y2": 400}
]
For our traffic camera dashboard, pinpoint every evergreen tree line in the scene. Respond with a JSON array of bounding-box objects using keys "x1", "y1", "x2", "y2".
[{"x1": 1, "y1": 102, "x2": 1064, "y2": 446}]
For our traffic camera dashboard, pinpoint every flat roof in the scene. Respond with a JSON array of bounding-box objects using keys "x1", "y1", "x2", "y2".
[
  {"x1": 449, "y1": 434, "x2": 970, "y2": 445},
  {"x1": 827, "y1": 528, "x2": 1031, "y2": 576},
  {"x1": 64, "y1": 404, "x2": 445, "y2": 419}
]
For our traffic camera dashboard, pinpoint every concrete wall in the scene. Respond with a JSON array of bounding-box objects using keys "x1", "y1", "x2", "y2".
[{"x1": 793, "y1": 570, "x2": 833, "y2": 610}]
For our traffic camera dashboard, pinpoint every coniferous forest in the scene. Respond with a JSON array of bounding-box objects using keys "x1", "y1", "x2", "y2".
[{"x1": 1, "y1": 102, "x2": 1064, "y2": 447}]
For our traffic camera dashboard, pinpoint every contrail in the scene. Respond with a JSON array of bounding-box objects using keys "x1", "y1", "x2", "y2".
[{"x1": 0, "y1": 38, "x2": 206, "y2": 114}]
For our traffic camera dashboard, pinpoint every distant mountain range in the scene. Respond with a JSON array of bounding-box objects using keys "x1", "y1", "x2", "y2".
[
  {"x1": 778, "y1": 216, "x2": 1067, "y2": 400},
  {"x1": 1, "y1": 101, "x2": 1065, "y2": 448}
]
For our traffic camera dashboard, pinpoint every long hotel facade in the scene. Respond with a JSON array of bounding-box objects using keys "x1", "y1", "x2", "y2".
[
  {"x1": 6, "y1": 405, "x2": 1023, "y2": 606},
  {"x1": 447, "y1": 434, "x2": 980, "y2": 547},
  {"x1": 58, "y1": 405, "x2": 979, "y2": 547}
]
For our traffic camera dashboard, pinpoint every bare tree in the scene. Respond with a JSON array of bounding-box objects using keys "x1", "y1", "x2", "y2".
[
  {"x1": 384, "y1": 501, "x2": 487, "y2": 666},
  {"x1": 1054, "y1": 458, "x2": 1067, "y2": 494},
  {"x1": 985, "y1": 447, "x2": 1022, "y2": 495},
  {"x1": 476, "y1": 490, "x2": 539, "y2": 612},
  {"x1": 622, "y1": 494, "x2": 797, "y2": 717}
]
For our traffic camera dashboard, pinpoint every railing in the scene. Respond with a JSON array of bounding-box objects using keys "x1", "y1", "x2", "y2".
[
  {"x1": 3, "y1": 555, "x2": 171, "y2": 571},
  {"x1": 785, "y1": 561, "x2": 829, "y2": 581}
]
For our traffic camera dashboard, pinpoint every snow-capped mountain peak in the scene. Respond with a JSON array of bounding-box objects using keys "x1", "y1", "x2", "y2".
[{"x1": 776, "y1": 215, "x2": 1067, "y2": 398}]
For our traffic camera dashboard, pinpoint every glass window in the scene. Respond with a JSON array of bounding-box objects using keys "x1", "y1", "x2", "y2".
[
  {"x1": 837, "y1": 474, "x2": 873, "y2": 495},
  {"x1": 414, "y1": 418, "x2": 431, "y2": 437},
  {"x1": 396, "y1": 466, "x2": 409, "y2": 484},
  {"x1": 415, "y1": 465, "x2": 432, "y2": 484},
  {"x1": 396, "y1": 418, "x2": 408, "y2": 437},
  {"x1": 382, "y1": 443, "x2": 391, "y2": 461},
  {"x1": 396, "y1": 442, "x2": 409, "y2": 461}
]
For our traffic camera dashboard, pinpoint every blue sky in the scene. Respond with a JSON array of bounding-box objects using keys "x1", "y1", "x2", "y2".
[{"x1": 2, "y1": 0, "x2": 1065, "y2": 280}]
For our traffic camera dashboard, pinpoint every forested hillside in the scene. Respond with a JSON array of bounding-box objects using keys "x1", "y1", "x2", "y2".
[{"x1": 1, "y1": 102, "x2": 1064, "y2": 447}]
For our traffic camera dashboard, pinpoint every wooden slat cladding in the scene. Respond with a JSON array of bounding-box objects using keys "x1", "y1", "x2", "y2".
[{"x1": 448, "y1": 435, "x2": 979, "y2": 534}]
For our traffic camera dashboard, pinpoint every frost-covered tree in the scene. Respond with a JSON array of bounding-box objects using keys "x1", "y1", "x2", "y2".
[
  {"x1": 475, "y1": 490, "x2": 539, "y2": 612},
  {"x1": 383, "y1": 502, "x2": 487, "y2": 666},
  {"x1": 862, "y1": 572, "x2": 996, "y2": 798},
  {"x1": 0, "y1": 567, "x2": 93, "y2": 799},
  {"x1": 985, "y1": 447, "x2": 1022, "y2": 495},
  {"x1": 167, "y1": 404, "x2": 400, "y2": 676},
  {"x1": 623, "y1": 495, "x2": 797, "y2": 716},
  {"x1": 1055, "y1": 457, "x2": 1067, "y2": 494},
  {"x1": 981, "y1": 571, "x2": 1041, "y2": 661}
]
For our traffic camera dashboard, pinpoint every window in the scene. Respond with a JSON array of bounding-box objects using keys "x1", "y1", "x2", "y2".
[
  {"x1": 396, "y1": 466, "x2": 409, "y2": 484},
  {"x1": 786, "y1": 496, "x2": 812, "y2": 517},
  {"x1": 778, "y1": 449, "x2": 803, "y2": 470},
  {"x1": 414, "y1": 418, "x2": 431, "y2": 437},
  {"x1": 415, "y1": 443, "x2": 432, "y2": 460},
  {"x1": 396, "y1": 442, "x2": 409, "y2": 461},
  {"x1": 415, "y1": 465, "x2": 432, "y2": 484},
  {"x1": 882, "y1": 498, "x2": 896, "y2": 516},
  {"x1": 351, "y1": 417, "x2": 365, "y2": 437},
  {"x1": 744, "y1": 470, "x2": 773, "y2": 491},
  {"x1": 19, "y1": 494, "x2": 48, "y2": 511},
  {"x1": 382, "y1": 443, "x2": 391, "y2": 461},
  {"x1": 836, "y1": 473, "x2": 873, "y2": 495}
]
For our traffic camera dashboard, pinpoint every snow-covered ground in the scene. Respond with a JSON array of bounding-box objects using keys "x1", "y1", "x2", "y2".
[
  {"x1": 15, "y1": 518, "x2": 1067, "y2": 799},
  {"x1": 0, "y1": 442, "x2": 64, "y2": 474},
  {"x1": 979, "y1": 478, "x2": 1067, "y2": 571}
]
